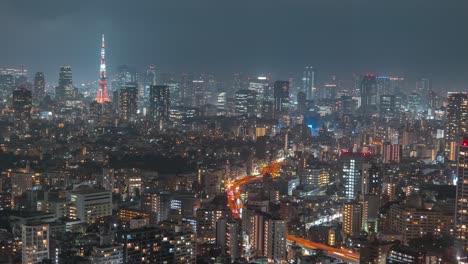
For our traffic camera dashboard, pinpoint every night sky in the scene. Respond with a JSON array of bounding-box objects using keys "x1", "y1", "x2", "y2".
[{"x1": 1, "y1": 0, "x2": 467, "y2": 90}]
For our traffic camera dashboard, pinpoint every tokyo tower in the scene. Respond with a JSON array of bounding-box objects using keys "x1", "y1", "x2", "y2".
[{"x1": 95, "y1": 34, "x2": 111, "y2": 103}]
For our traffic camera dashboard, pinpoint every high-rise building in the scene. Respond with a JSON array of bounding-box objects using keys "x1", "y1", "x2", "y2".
[
  {"x1": 192, "y1": 78, "x2": 206, "y2": 107},
  {"x1": 303, "y1": 66, "x2": 317, "y2": 101},
  {"x1": 445, "y1": 93, "x2": 468, "y2": 161},
  {"x1": 55, "y1": 66, "x2": 75, "y2": 100},
  {"x1": 273, "y1": 81, "x2": 290, "y2": 115},
  {"x1": 149, "y1": 85, "x2": 170, "y2": 121},
  {"x1": 264, "y1": 218, "x2": 287, "y2": 262},
  {"x1": 248, "y1": 77, "x2": 269, "y2": 101},
  {"x1": 144, "y1": 65, "x2": 157, "y2": 97},
  {"x1": 383, "y1": 143, "x2": 402, "y2": 163},
  {"x1": 116, "y1": 65, "x2": 138, "y2": 88},
  {"x1": 12, "y1": 88, "x2": 32, "y2": 121},
  {"x1": 244, "y1": 209, "x2": 286, "y2": 262},
  {"x1": 456, "y1": 137, "x2": 468, "y2": 252},
  {"x1": 216, "y1": 218, "x2": 242, "y2": 261},
  {"x1": 416, "y1": 78, "x2": 431, "y2": 97},
  {"x1": 340, "y1": 153, "x2": 364, "y2": 200},
  {"x1": 119, "y1": 84, "x2": 138, "y2": 122},
  {"x1": 360, "y1": 74, "x2": 378, "y2": 115},
  {"x1": 217, "y1": 92, "x2": 227, "y2": 115},
  {"x1": 343, "y1": 201, "x2": 362, "y2": 238},
  {"x1": 235, "y1": 89, "x2": 257, "y2": 116},
  {"x1": 377, "y1": 76, "x2": 391, "y2": 98},
  {"x1": 33, "y1": 72, "x2": 45, "y2": 100},
  {"x1": 67, "y1": 190, "x2": 112, "y2": 224},
  {"x1": 96, "y1": 34, "x2": 111, "y2": 103},
  {"x1": 22, "y1": 224, "x2": 49, "y2": 264},
  {"x1": 380, "y1": 94, "x2": 396, "y2": 117}
]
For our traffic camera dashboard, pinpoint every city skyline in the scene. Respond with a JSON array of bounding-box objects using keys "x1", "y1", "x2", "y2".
[{"x1": 0, "y1": 0, "x2": 467, "y2": 90}]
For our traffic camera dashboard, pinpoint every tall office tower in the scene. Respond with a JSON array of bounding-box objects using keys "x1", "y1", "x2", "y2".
[
  {"x1": 273, "y1": 81, "x2": 290, "y2": 115},
  {"x1": 445, "y1": 93, "x2": 468, "y2": 161},
  {"x1": 33, "y1": 72, "x2": 45, "y2": 100},
  {"x1": 180, "y1": 73, "x2": 192, "y2": 106},
  {"x1": 416, "y1": 78, "x2": 431, "y2": 97},
  {"x1": 55, "y1": 66, "x2": 75, "y2": 100},
  {"x1": 235, "y1": 89, "x2": 257, "y2": 116},
  {"x1": 264, "y1": 218, "x2": 287, "y2": 262},
  {"x1": 149, "y1": 85, "x2": 170, "y2": 121},
  {"x1": 456, "y1": 137, "x2": 468, "y2": 252},
  {"x1": 360, "y1": 74, "x2": 378, "y2": 115},
  {"x1": 0, "y1": 74, "x2": 14, "y2": 92},
  {"x1": 389, "y1": 77, "x2": 405, "y2": 95},
  {"x1": 380, "y1": 94, "x2": 396, "y2": 117},
  {"x1": 248, "y1": 76, "x2": 269, "y2": 101},
  {"x1": 364, "y1": 163, "x2": 383, "y2": 195},
  {"x1": 297, "y1": 91, "x2": 307, "y2": 113},
  {"x1": 383, "y1": 143, "x2": 402, "y2": 163},
  {"x1": 340, "y1": 153, "x2": 363, "y2": 200},
  {"x1": 119, "y1": 84, "x2": 138, "y2": 122},
  {"x1": 303, "y1": 66, "x2": 317, "y2": 101},
  {"x1": 192, "y1": 78, "x2": 206, "y2": 107},
  {"x1": 144, "y1": 65, "x2": 156, "y2": 96},
  {"x1": 376, "y1": 76, "x2": 390, "y2": 98},
  {"x1": 95, "y1": 34, "x2": 111, "y2": 103},
  {"x1": 67, "y1": 190, "x2": 112, "y2": 224},
  {"x1": 116, "y1": 65, "x2": 138, "y2": 87},
  {"x1": 343, "y1": 201, "x2": 362, "y2": 238},
  {"x1": 12, "y1": 88, "x2": 32, "y2": 121},
  {"x1": 22, "y1": 224, "x2": 49, "y2": 264},
  {"x1": 217, "y1": 92, "x2": 227, "y2": 115}
]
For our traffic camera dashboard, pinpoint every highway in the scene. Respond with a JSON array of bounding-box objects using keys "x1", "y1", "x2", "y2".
[{"x1": 225, "y1": 158, "x2": 360, "y2": 263}]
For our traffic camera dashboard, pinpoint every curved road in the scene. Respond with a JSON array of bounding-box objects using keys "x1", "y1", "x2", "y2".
[{"x1": 225, "y1": 159, "x2": 360, "y2": 263}]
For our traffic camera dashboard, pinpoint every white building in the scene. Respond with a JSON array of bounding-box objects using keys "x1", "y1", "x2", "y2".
[{"x1": 22, "y1": 224, "x2": 49, "y2": 264}]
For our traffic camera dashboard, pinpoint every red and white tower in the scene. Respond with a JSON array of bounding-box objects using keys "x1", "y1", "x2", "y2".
[{"x1": 95, "y1": 34, "x2": 111, "y2": 103}]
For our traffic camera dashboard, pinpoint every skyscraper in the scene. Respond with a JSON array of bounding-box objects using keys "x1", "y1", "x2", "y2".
[
  {"x1": 445, "y1": 93, "x2": 468, "y2": 161},
  {"x1": 360, "y1": 74, "x2": 378, "y2": 115},
  {"x1": 33, "y1": 72, "x2": 45, "y2": 100},
  {"x1": 12, "y1": 88, "x2": 32, "y2": 121},
  {"x1": 273, "y1": 81, "x2": 289, "y2": 115},
  {"x1": 149, "y1": 85, "x2": 170, "y2": 121},
  {"x1": 55, "y1": 66, "x2": 75, "y2": 100},
  {"x1": 340, "y1": 153, "x2": 363, "y2": 200},
  {"x1": 144, "y1": 65, "x2": 157, "y2": 97},
  {"x1": 303, "y1": 66, "x2": 316, "y2": 101},
  {"x1": 95, "y1": 34, "x2": 111, "y2": 104},
  {"x1": 235, "y1": 89, "x2": 257, "y2": 116},
  {"x1": 119, "y1": 84, "x2": 138, "y2": 122},
  {"x1": 456, "y1": 137, "x2": 468, "y2": 252}
]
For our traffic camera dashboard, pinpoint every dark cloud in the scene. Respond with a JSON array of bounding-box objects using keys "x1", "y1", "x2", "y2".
[{"x1": 0, "y1": 0, "x2": 467, "y2": 90}]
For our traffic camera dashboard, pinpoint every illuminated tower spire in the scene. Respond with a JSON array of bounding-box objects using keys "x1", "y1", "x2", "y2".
[{"x1": 95, "y1": 34, "x2": 111, "y2": 103}]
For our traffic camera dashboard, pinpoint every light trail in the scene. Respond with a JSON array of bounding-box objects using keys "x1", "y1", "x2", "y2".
[{"x1": 225, "y1": 157, "x2": 360, "y2": 262}]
